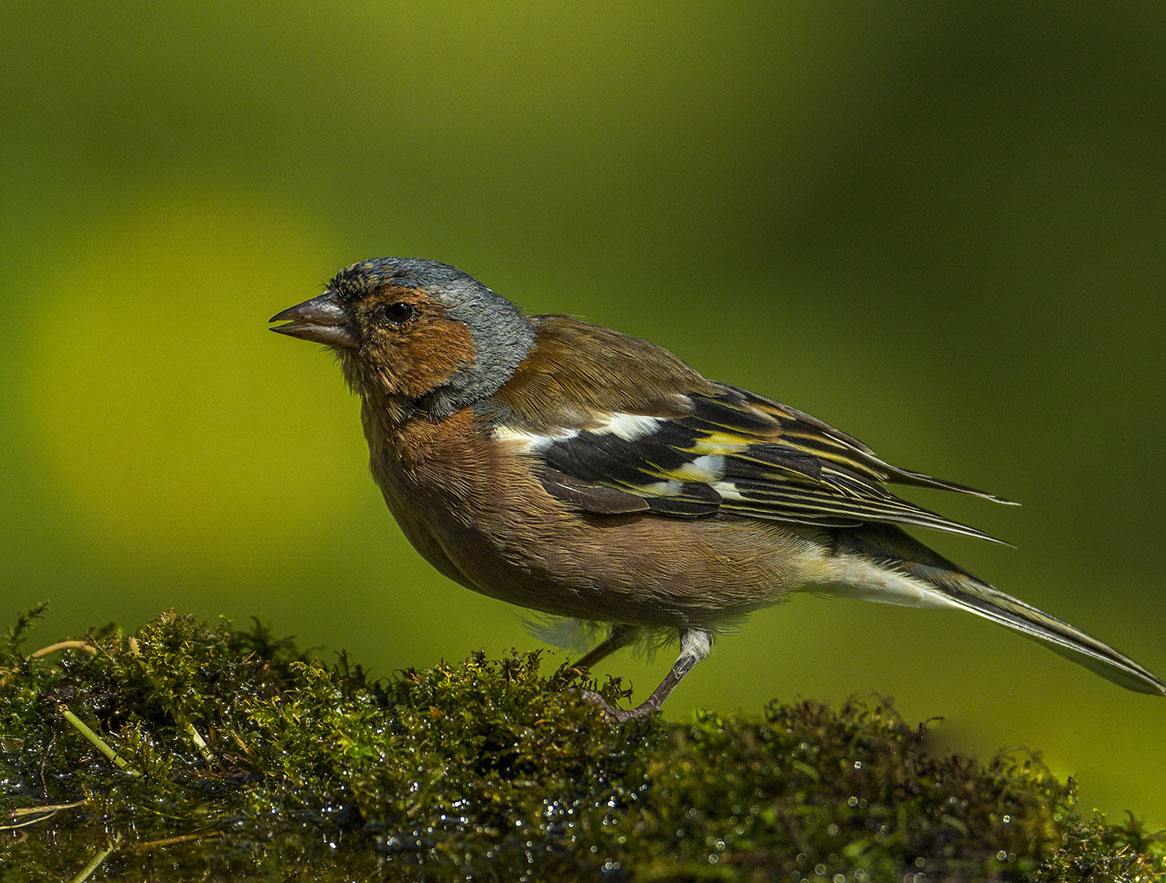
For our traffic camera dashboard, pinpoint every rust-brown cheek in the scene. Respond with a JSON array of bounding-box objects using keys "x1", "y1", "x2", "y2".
[
  {"x1": 351, "y1": 293, "x2": 477, "y2": 403},
  {"x1": 390, "y1": 320, "x2": 476, "y2": 401}
]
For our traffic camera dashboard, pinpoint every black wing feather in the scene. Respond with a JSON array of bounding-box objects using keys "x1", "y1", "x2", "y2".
[{"x1": 526, "y1": 385, "x2": 1012, "y2": 542}]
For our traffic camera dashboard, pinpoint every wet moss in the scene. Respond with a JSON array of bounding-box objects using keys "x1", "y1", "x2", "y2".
[{"x1": 1, "y1": 608, "x2": 1162, "y2": 881}]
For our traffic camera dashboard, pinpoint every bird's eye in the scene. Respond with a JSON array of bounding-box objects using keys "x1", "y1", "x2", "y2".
[{"x1": 372, "y1": 301, "x2": 416, "y2": 325}]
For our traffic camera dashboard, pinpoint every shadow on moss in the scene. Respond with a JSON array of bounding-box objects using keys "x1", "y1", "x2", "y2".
[{"x1": 1, "y1": 608, "x2": 1162, "y2": 881}]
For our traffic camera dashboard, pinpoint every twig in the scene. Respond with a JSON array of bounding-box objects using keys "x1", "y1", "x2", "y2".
[
  {"x1": 127, "y1": 831, "x2": 220, "y2": 852},
  {"x1": 69, "y1": 838, "x2": 119, "y2": 883},
  {"x1": 58, "y1": 705, "x2": 140, "y2": 777},
  {"x1": 0, "y1": 639, "x2": 96, "y2": 688},
  {"x1": 0, "y1": 799, "x2": 88, "y2": 832}
]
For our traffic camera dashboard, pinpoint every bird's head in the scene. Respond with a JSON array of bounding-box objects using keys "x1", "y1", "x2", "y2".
[{"x1": 270, "y1": 258, "x2": 535, "y2": 417}]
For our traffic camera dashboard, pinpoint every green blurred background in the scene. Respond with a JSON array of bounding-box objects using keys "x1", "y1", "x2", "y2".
[{"x1": 3, "y1": 3, "x2": 1164, "y2": 825}]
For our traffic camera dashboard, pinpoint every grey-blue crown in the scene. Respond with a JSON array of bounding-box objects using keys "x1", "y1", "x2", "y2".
[{"x1": 329, "y1": 257, "x2": 478, "y2": 298}]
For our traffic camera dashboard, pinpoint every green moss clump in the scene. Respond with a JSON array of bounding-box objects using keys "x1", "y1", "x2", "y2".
[{"x1": 1, "y1": 609, "x2": 1162, "y2": 881}]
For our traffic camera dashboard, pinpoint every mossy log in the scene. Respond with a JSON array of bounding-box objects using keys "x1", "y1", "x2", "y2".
[{"x1": 1, "y1": 609, "x2": 1161, "y2": 881}]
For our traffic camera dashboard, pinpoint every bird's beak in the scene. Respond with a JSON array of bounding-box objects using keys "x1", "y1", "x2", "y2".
[{"x1": 268, "y1": 291, "x2": 357, "y2": 349}]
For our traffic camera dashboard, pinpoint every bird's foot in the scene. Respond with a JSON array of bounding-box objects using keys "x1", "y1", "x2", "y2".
[{"x1": 580, "y1": 689, "x2": 654, "y2": 722}]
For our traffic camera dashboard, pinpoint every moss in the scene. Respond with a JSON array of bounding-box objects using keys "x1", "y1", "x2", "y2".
[{"x1": 1, "y1": 609, "x2": 1162, "y2": 881}]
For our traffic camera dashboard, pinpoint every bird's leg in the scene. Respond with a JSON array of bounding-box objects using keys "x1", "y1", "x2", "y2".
[
  {"x1": 585, "y1": 628, "x2": 711, "y2": 722},
  {"x1": 572, "y1": 623, "x2": 637, "y2": 670}
]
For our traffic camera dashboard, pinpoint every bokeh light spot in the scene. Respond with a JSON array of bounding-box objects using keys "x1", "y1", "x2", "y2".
[{"x1": 21, "y1": 187, "x2": 362, "y2": 570}]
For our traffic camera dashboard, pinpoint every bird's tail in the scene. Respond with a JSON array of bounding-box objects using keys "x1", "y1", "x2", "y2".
[
  {"x1": 926, "y1": 568, "x2": 1165, "y2": 696},
  {"x1": 831, "y1": 526, "x2": 1166, "y2": 697}
]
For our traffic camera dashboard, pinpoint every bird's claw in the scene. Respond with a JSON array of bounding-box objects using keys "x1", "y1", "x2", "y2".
[{"x1": 581, "y1": 689, "x2": 649, "y2": 722}]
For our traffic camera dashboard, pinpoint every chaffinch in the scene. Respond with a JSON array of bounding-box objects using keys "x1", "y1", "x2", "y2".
[{"x1": 270, "y1": 257, "x2": 1165, "y2": 719}]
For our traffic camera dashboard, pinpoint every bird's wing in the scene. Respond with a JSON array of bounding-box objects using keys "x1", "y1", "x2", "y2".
[{"x1": 493, "y1": 384, "x2": 1013, "y2": 543}]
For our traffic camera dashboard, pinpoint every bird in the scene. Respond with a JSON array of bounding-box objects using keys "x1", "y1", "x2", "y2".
[{"x1": 269, "y1": 257, "x2": 1165, "y2": 719}]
